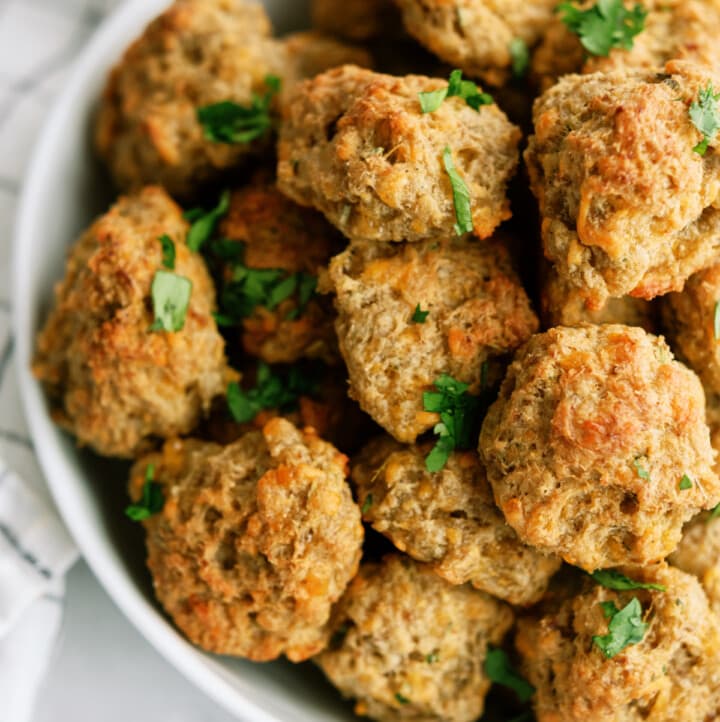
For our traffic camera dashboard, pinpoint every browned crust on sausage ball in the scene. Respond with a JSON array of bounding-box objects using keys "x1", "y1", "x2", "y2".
[
  {"x1": 516, "y1": 565, "x2": 720, "y2": 722},
  {"x1": 33, "y1": 186, "x2": 229, "y2": 458},
  {"x1": 316, "y1": 555, "x2": 514, "y2": 722},
  {"x1": 480, "y1": 325, "x2": 720, "y2": 571},
  {"x1": 324, "y1": 237, "x2": 538, "y2": 442},
  {"x1": 526, "y1": 61, "x2": 720, "y2": 310},
  {"x1": 129, "y1": 418, "x2": 363, "y2": 662},
  {"x1": 277, "y1": 65, "x2": 521, "y2": 242},
  {"x1": 352, "y1": 436, "x2": 561, "y2": 604}
]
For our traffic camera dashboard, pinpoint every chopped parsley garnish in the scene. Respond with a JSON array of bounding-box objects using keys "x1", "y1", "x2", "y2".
[
  {"x1": 361, "y1": 494, "x2": 374, "y2": 515},
  {"x1": 632, "y1": 457, "x2": 650, "y2": 481},
  {"x1": 426, "y1": 651, "x2": 439, "y2": 663},
  {"x1": 591, "y1": 569, "x2": 666, "y2": 592},
  {"x1": 226, "y1": 363, "x2": 319, "y2": 424},
  {"x1": 185, "y1": 189, "x2": 231, "y2": 253},
  {"x1": 149, "y1": 270, "x2": 192, "y2": 332},
  {"x1": 197, "y1": 75, "x2": 281, "y2": 144},
  {"x1": 418, "y1": 69, "x2": 493, "y2": 113},
  {"x1": 423, "y1": 374, "x2": 482, "y2": 472},
  {"x1": 159, "y1": 234, "x2": 176, "y2": 269},
  {"x1": 592, "y1": 597, "x2": 647, "y2": 658},
  {"x1": 125, "y1": 464, "x2": 164, "y2": 521},
  {"x1": 557, "y1": 0, "x2": 647, "y2": 57},
  {"x1": 443, "y1": 146, "x2": 473, "y2": 236},
  {"x1": 679, "y1": 474, "x2": 694, "y2": 490},
  {"x1": 394, "y1": 693, "x2": 410, "y2": 706},
  {"x1": 715, "y1": 301, "x2": 720, "y2": 340},
  {"x1": 710, "y1": 503, "x2": 720, "y2": 520},
  {"x1": 689, "y1": 84, "x2": 720, "y2": 156},
  {"x1": 412, "y1": 304, "x2": 430, "y2": 324},
  {"x1": 509, "y1": 38, "x2": 530, "y2": 78},
  {"x1": 484, "y1": 648, "x2": 535, "y2": 703}
]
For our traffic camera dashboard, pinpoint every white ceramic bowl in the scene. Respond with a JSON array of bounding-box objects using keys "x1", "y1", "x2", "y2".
[{"x1": 13, "y1": 1, "x2": 356, "y2": 719}]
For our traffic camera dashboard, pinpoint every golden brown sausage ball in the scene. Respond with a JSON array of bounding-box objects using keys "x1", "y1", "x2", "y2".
[
  {"x1": 277, "y1": 65, "x2": 521, "y2": 242},
  {"x1": 533, "y1": 0, "x2": 720, "y2": 92},
  {"x1": 394, "y1": 0, "x2": 557, "y2": 87},
  {"x1": 670, "y1": 513, "x2": 720, "y2": 614},
  {"x1": 311, "y1": 0, "x2": 401, "y2": 41},
  {"x1": 323, "y1": 237, "x2": 538, "y2": 442},
  {"x1": 541, "y1": 265, "x2": 657, "y2": 331},
  {"x1": 479, "y1": 325, "x2": 720, "y2": 571},
  {"x1": 525, "y1": 62, "x2": 720, "y2": 311},
  {"x1": 316, "y1": 555, "x2": 514, "y2": 722},
  {"x1": 352, "y1": 436, "x2": 561, "y2": 604},
  {"x1": 130, "y1": 418, "x2": 363, "y2": 662},
  {"x1": 95, "y1": 0, "x2": 370, "y2": 199},
  {"x1": 215, "y1": 178, "x2": 343, "y2": 365},
  {"x1": 33, "y1": 187, "x2": 229, "y2": 459},
  {"x1": 516, "y1": 565, "x2": 720, "y2": 722}
]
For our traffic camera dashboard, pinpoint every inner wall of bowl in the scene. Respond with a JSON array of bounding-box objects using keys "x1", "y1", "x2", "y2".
[{"x1": 17, "y1": 0, "x2": 356, "y2": 720}]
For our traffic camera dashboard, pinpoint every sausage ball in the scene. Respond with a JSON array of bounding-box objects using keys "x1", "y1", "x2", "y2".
[
  {"x1": 525, "y1": 61, "x2": 720, "y2": 311},
  {"x1": 670, "y1": 513, "x2": 720, "y2": 614},
  {"x1": 130, "y1": 418, "x2": 363, "y2": 662},
  {"x1": 516, "y1": 565, "x2": 720, "y2": 722},
  {"x1": 95, "y1": 0, "x2": 370, "y2": 198},
  {"x1": 311, "y1": 0, "x2": 401, "y2": 40},
  {"x1": 352, "y1": 436, "x2": 561, "y2": 604},
  {"x1": 316, "y1": 555, "x2": 514, "y2": 722},
  {"x1": 479, "y1": 325, "x2": 720, "y2": 571},
  {"x1": 533, "y1": 0, "x2": 720, "y2": 92},
  {"x1": 33, "y1": 187, "x2": 229, "y2": 459},
  {"x1": 541, "y1": 265, "x2": 657, "y2": 331},
  {"x1": 394, "y1": 0, "x2": 557, "y2": 87},
  {"x1": 277, "y1": 65, "x2": 521, "y2": 243},
  {"x1": 323, "y1": 237, "x2": 539, "y2": 442},
  {"x1": 215, "y1": 177, "x2": 343, "y2": 365}
]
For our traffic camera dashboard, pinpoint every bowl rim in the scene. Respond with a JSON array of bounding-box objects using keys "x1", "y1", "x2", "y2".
[{"x1": 11, "y1": 2, "x2": 291, "y2": 720}]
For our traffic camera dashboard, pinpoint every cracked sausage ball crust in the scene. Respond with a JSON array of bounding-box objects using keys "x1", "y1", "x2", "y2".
[
  {"x1": 394, "y1": 0, "x2": 557, "y2": 87},
  {"x1": 324, "y1": 237, "x2": 538, "y2": 442},
  {"x1": 311, "y1": 0, "x2": 401, "y2": 40},
  {"x1": 277, "y1": 65, "x2": 521, "y2": 243},
  {"x1": 33, "y1": 186, "x2": 229, "y2": 459},
  {"x1": 216, "y1": 178, "x2": 343, "y2": 365},
  {"x1": 95, "y1": 0, "x2": 370, "y2": 199},
  {"x1": 532, "y1": 0, "x2": 720, "y2": 92},
  {"x1": 352, "y1": 436, "x2": 561, "y2": 605},
  {"x1": 479, "y1": 325, "x2": 720, "y2": 571},
  {"x1": 516, "y1": 565, "x2": 720, "y2": 722},
  {"x1": 130, "y1": 418, "x2": 363, "y2": 662},
  {"x1": 316, "y1": 555, "x2": 514, "y2": 722},
  {"x1": 525, "y1": 61, "x2": 720, "y2": 311}
]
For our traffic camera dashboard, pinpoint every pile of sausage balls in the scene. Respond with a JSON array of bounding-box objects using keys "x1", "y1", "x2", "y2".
[{"x1": 34, "y1": 0, "x2": 720, "y2": 720}]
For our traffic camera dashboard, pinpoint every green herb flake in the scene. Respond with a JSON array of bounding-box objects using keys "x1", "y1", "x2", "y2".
[
  {"x1": 679, "y1": 474, "x2": 694, "y2": 490},
  {"x1": 185, "y1": 189, "x2": 231, "y2": 253},
  {"x1": 226, "y1": 363, "x2": 320, "y2": 424},
  {"x1": 484, "y1": 648, "x2": 535, "y2": 703},
  {"x1": 632, "y1": 457, "x2": 650, "y2": 481},
  {"x1": 149, "y1": 271, "x2": 192, "y2": 333},
  {"x1": 591, "y1": 569, "x2": 666, "y2": 592},
  {"x1": 426, "y1": 651, "x2": 439, "y2": 663},
  {"x1": 709, "y1": 503, "x2": 720, "y2": 520},
  {"x1": 412, "y1": 304, "x2": 430, "y2": 324},
  {"x1": 557, "y1": 0, "x2": 647, "y2": 57},
  {"x1": 125, "y1": 464, "x2": 164, "y2": 521},
  {"x1": 592, "y1": 597, "x2": 648, "y2": 658},
  {"x1": 690, "y1": 83, "x2": 720, "y2": 156},
  {"x1": 714, "y1": 301, "x2": 720, "y2": 340},
  {"x1": 443, "y1": 146, "x2": 473, "y2": 236},
  {"x1": 423, "y1": 374, "x2": 482, "y2": 472},
  {"x1": 197, "y1": 75, "x2": 281, "y2": 144},
  {"x1": 418, "y1": 69, "x2": 493, "y2": 114},
  {"x1": 361, "y1": 494, "x2": 374, "y2": 515},
  {"x1": 159, "y1": 234, "x2": 176, "y2": 269},
  {"x1": 394, "y1": 693, "x2": 410, "y2": 706},
  {"x1": 509, "y1": 38, "x2": 530, "y2": 78}
]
